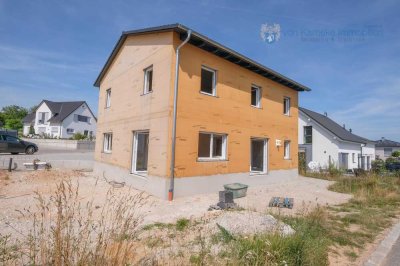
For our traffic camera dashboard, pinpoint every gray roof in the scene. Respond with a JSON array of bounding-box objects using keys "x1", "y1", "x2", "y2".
[
  {"x1": 299, "y1": 107, "x2": 371, "y2": 144},
  {"x1": 22, "y1": 112, "x2": 35, "y2": 124},
  {"x1": 94, "y1": 23, "x2": 311, "y2": 92},
  {"x1": 22, "y1": 100, "x2": 96, "y2": 124},
  {"x1": 375, "y1": 138, "x2": 400, "y2": 148}
]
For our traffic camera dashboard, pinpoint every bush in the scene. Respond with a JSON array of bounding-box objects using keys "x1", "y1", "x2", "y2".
[
  {"x1": 72, "y1": 132, "x2": 87, "y2": 140},
  {"x1": 28, "y1": 125, "x2": 35, "y2": 135},
  {"x1": 371, "y1": 159, "x2": 385, "y2": 174},
  {"x1": 392, "y1": 151, "x2": 400, "y2": 158}
]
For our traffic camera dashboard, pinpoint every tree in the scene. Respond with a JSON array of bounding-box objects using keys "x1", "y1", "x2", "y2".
[
  {"x1": 0, "y1": 105, "x2": 28, "y2": 131},
  {"x1": 392, "y1": 151, "x2": 400, "y2": 158},
  {"x1": 1, "y1": 105, "x2": 28, "y2": 120}
]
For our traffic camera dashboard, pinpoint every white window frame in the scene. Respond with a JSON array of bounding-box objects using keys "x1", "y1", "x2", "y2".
[
  {"x1": 250, "y1": 138, "x2": 268, "y2": 174},
  {"x1": 131, "y1": 130, "x2": 150, "y2": 175},
  {"x1": 66, "y1": 128, "x2": 75, "y2": 134},
  {"x1": 200, "y1": 66, "x2": 217, "y2": 96},
  {"x1": 251, "y1": 85, "x2": 262, "y2": 108},
  {"x1": 352, "y1": 153, "x2": 356, "y2": 163},
  {"x1": 105, "y1": 88, "x2": 111, "y2": 108},
  {"x1": 103, "y1": 133, "x2": 112, "y2": 153},
  {"x1": 284, "y1": 97, "x2": 291, "y2": 116},
  {"x1": 284, "y1": 140, "x2": 291, "y2": 159},
  {"x1": 197, "y1": 132, "x2": 227, "y2": 161},
  {"x1": 143, "y1": 66, "x2": 153, "y2": 94}
]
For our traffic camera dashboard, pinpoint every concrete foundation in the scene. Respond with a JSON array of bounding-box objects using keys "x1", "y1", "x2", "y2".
[{"x1": 93, "y1": 161, "x2": 298, "y2": 200}]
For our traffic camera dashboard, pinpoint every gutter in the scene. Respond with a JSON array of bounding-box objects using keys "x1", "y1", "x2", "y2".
[{"x1": 168, "y1": 29, "x2": 192, "y2": 201}]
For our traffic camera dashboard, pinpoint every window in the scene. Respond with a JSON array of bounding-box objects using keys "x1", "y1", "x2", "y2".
[
  {"x1": 284, "y1": 140, "x2": 290, "y2": 159},
  {"x1": 384, "y1": 148, "x2": 393, "y2": 157},
  {"x1": 103, "y1": 133, "x2": 112, "y2": 153},
  {"x1": 5, "y1": 135, "x2": 19, "y2": 143},
  {"x1": 251, "y1": 86, "x2": 261, "y2": 108},
  {"x1": 132, "y1": 131, "x2": 149, "y2": 173},
  {"x1": 38, "y1": 112, "x2": 48, "y2": 124},
  {"x1": 200, "y1": 66, "x2": 216, "y2": 96},
  {"x1": 352, "y1": 153, "x2": 356, "y2": 163},
  {"x1": 66, "y1": 128, "x2": 74, "y2": 134},
  {"x1": 84, "y1": 130, "x2": 88, "y2": 136},
  {"x1": 77, "y1": 115, "x2": 90, "y2": 123},
  {"x1": 143, "y1": 66, "x2": 153, "y2": 94},
  {"x1": 304, "y1": 126, "x2": 312, "y2": 144},
  {"x1": 198, "y1": 132, "x2": 227, "y2": 160},
  {"x1": 105, "y1": 88, "x2": 111, "y2": 108},
  {"x1": 283, "y1": 97, "x2": 291, "y2": 115}
]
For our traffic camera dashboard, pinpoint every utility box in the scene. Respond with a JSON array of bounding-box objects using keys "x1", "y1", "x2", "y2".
[
  {"x1": 223, "y1": 183, "x2": 248, "y2": 198},
  {"x1": 219, "y1": 190, "x2": 234, "y2": 203}
]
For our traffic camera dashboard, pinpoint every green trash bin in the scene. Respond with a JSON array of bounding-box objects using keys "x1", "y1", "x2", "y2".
[{"x1": 223, "y1": 183, "x2": 248, "y2": 198}]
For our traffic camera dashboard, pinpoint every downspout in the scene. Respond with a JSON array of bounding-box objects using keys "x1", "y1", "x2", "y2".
[{"x1": 168, "y1": 30, "x2": 192, "y2": 201}]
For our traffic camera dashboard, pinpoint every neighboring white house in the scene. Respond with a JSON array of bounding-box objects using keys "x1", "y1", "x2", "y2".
[
  {"x1": 298, "y1": 107, "x2": 375, "y2": 170},
  {"x1": 375, "y1": 137, "x2": 400, "y2": 160},
  {"x1": 22, "y1": 100, "x2": 97, "y2": 139}
]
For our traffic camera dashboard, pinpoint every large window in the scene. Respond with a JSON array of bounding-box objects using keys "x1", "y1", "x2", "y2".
[
  {"x1": 200, "y1": 66, "x2": 216, "y2": 96},
  {"x1": 284, "y1": 140, "x2": 290, "y2": 159},
  {"x1": 105, "y1": 88, "x2": 111, "y2": 108},
  {"x1": 283, "y1": 97, "x2": 291, "y2": 116},
  {"x1": 132, "y1": 131, "x2": 149, "y2": 173},
  {"x1": 251, "y1": 86, "x2": 261, "y2": 108},
  {"x1": 304, "y1": 126, "x2": 312, "y2": 144},
  {"x1": 103, "y1": 133, "x2": 112, "y2": 153},
  {"x1": 384, "y1": 148, "x2": 393, "y2": 157},
  {"x1": 198, "y1": 132, "x2": 227, "y2": 160},
  {"x1": 66, "y1": 128, "x2": 74, "y2": 134},
  {"x1": 38, "y1": 112, "x2": 48, "y2": 124},
  {"x1": 143, "y1": 66, "x2": 153, "y2": 94}
]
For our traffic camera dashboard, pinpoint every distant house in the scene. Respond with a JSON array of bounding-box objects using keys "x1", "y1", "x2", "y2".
[
  {"x1": 22, "y1": 100, "x2": 97, "y2": 139},
  {"x1": 298, "y1": 107, "x2": 375, "y2": 170},
  {"x1": 375, "y1": 138, "x2": 400, "y2": 160}
]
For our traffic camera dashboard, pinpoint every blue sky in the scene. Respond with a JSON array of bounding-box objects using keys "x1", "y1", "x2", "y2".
[{"x1": 0, "y1": 0, "x2": 399, "y2": 141}]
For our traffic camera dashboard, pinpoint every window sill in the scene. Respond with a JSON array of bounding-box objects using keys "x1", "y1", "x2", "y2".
[
  {"x1": 199, "y1": 91, "x2": 217, "y2": 97},
  {"x1": 283, "y1": 114, "x2": 291, "y2": 117},
  {"x1": 197, "y1": 158, "x2": 228, "y2": 162},
  {"x1": 250, "y1": 171, "x2": 268, "y2": 176},
  {"x1": 251, "y1": 105, "x2": 262, "y2": 109},
  {"x1": 141, "y1": 91, "x2": 153, "y2": 96},
  {"x1": 284, "y1": 157, "x2": 291, "y2": 160},
  {"x1": 103, "y1": 151, "x2": 112, "y2": 154},
  {"x1": 130, "y1": 172, "x2": 148, "y2": 179}
]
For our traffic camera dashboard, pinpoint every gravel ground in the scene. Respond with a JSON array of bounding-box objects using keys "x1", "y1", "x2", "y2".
[{"x1": 0, "y1": 169, "x2": 351, "y2": 238}]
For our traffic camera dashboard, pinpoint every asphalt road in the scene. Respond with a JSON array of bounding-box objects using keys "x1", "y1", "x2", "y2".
[
  {"x1": 383, "y1": 236, "x2": 400, "y2": 266},
  {"x1": 0, "y1": 148, "x2": 94, "y2": 162}
]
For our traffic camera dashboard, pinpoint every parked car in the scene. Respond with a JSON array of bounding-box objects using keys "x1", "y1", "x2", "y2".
[
  {"x1": 386, "y1": 161, "x2": 400, "y2": 172},
  {"x1": 0, "y1": 134, "x2": 38, "y2": 154}
]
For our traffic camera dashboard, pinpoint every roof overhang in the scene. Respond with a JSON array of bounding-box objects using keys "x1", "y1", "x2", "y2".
[{"x1": 93, "y1": 23, "x2": 311, "y2": 92}]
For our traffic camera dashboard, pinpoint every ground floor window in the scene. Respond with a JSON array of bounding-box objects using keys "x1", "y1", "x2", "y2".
[
  {"x1": 384, "y1": 148, "x2": 393, "y2": 157},
  {"x1": 103, "y1": 133, "x2": 112, "y2": 153},
  {"x1": 67, "y1": 128, "x2": 74, "y2": 134},
  {"x1": 284, "y1": 140, "x2": 291, "y2": 159},
  {"x1": 198, "y1": 132, "x2": 227, "y2": 160},
  {"x1": 132, "y1": 131, "x2": 149, "y2": 173},
  {"x1": 251, "y1": 138, "x2": 267, "y2": 173}
]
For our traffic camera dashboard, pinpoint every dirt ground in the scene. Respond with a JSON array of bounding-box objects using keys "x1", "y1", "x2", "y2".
[{"x1": 0, "y1": 169, "x2": 353, "y2": 236}]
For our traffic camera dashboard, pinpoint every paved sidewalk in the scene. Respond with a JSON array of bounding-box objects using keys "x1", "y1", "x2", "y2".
[{"x1": 364, "y1": 222, "x2": 400, "y2": 266}]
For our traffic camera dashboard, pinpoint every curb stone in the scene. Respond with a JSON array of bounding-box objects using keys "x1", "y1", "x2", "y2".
[{"x1": 364, "y1": 222, "x2": 400, "y2": 266}]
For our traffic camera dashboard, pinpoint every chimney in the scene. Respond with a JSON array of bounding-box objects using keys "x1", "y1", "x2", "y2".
[
  {"x1": 342, "y1": 124, "x2": 346, "y2": 129},
  {"x1": 324, "y1": 112, "x2": 328, "y2": 117},
  {"x1": 381, "y1": 137, "x2": 385, "y2": 141},
  {"x1": 349, "y1": 128, "x2": 352, "y2": 133}
]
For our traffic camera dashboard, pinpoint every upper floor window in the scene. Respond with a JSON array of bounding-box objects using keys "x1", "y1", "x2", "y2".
[
  {"x1": 200, "y1": 66, "x2": 216, "y2": 96},
  {"x1": 77, "y1": 115, "x2": 90, "y2": 123},
  {"x1": 251, "y1": 86, "x2": 261, "y2": 108},
  {"x1": 284, "y1": 140, "x2": 291, "y2": 159},
  {"x1": 38, "y1": 112, "x2": 48, "y2": 124},
  {"x1": 105, "y1": 88, "x2": 111, "y2": 108},
  {"x1": 304, "y1": 126, "x2": 312, "y2": 144},
  {"x1": 143, "y1": 66, "x2": 153, "y2": 94},
  {"x1": 283, "y1": 97, "x2": 291, "y2": 116},
  {"x1": 198, "y1": 132, "x2": 227, "y2": 160}
]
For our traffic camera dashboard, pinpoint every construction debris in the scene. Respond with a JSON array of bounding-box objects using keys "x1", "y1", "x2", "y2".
[{"x1": 269, "y1": 197, "x2": 294, "y2": 209}]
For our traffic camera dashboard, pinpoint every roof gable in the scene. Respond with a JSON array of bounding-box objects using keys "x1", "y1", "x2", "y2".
[
  {"x1": 94, "y1": 23, "x2": 311, "y2": 92},
  {"x1": 300, "y1": 107, "x2": 371, "y2": 144}
]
